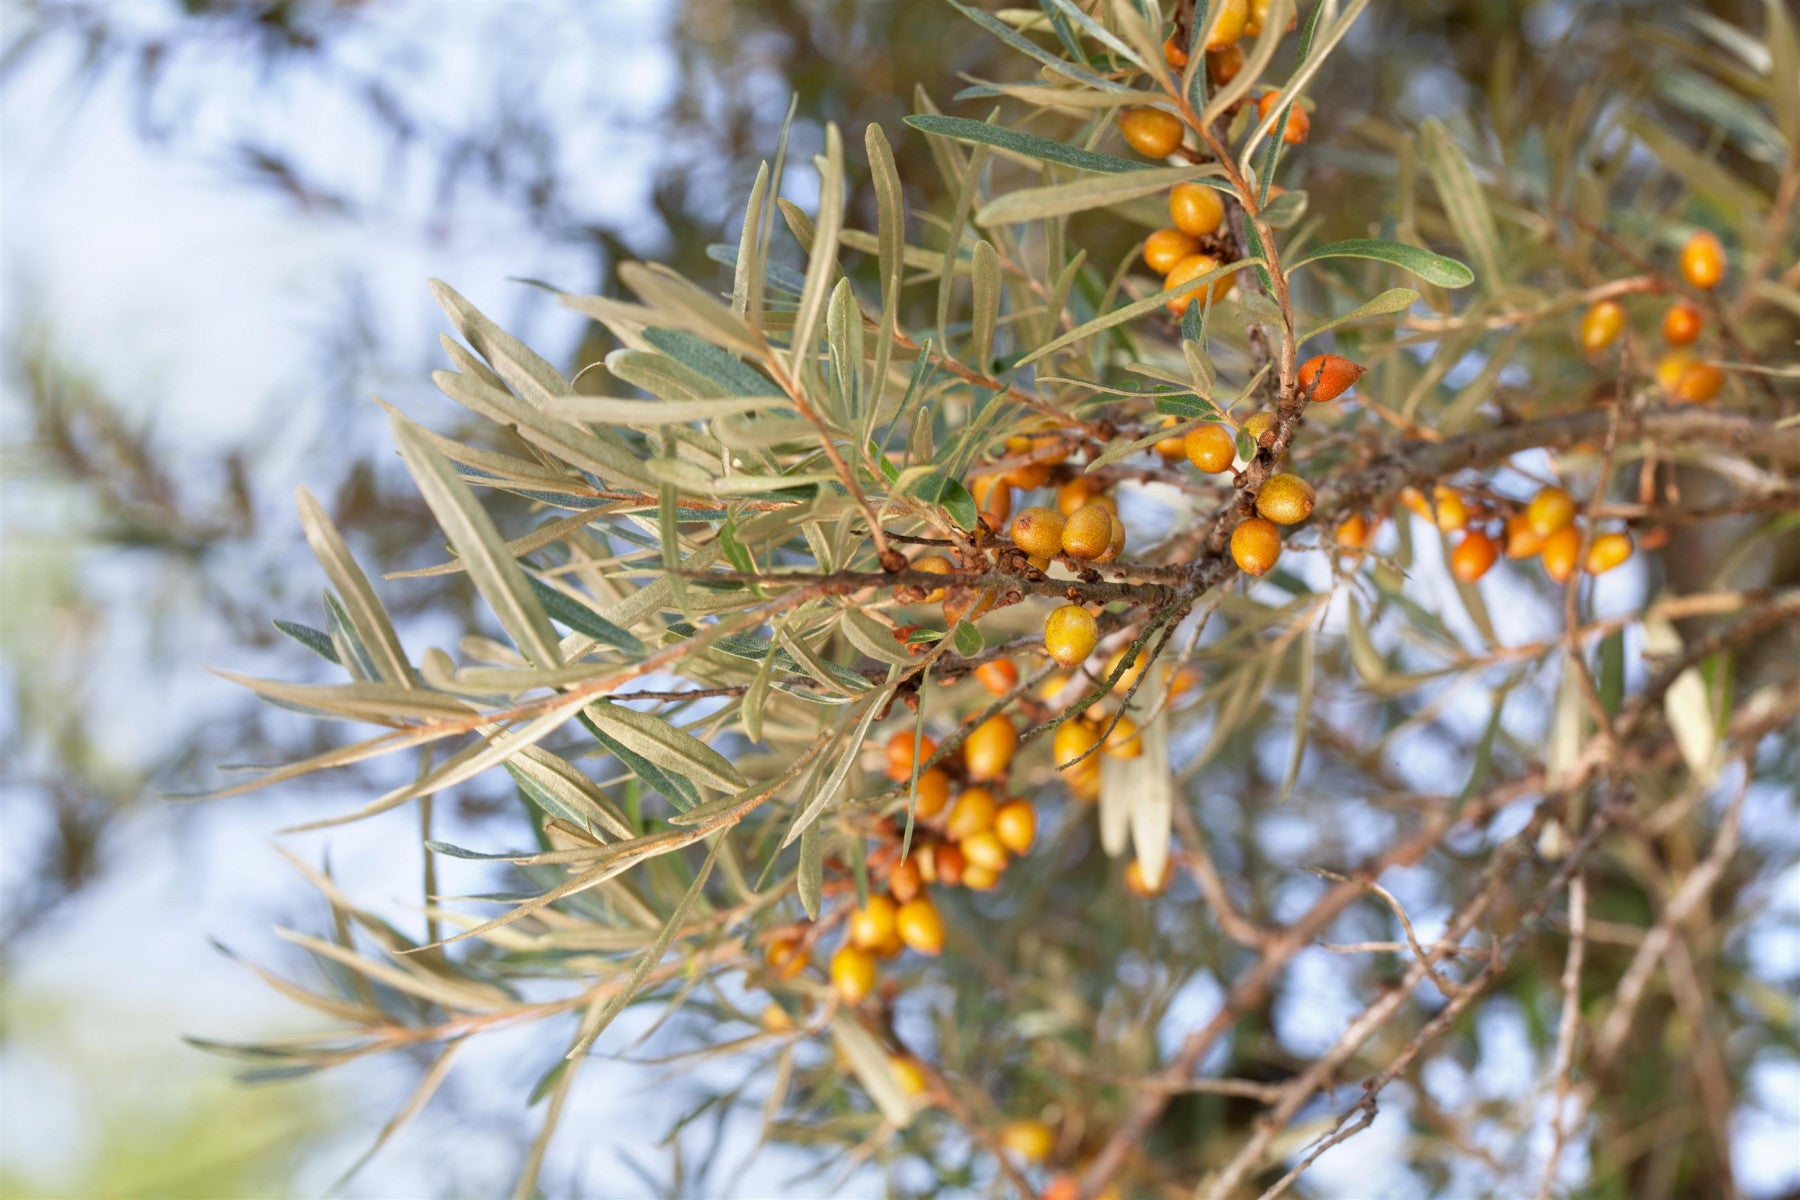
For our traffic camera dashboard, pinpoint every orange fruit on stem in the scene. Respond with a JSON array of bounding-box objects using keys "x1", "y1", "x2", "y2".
[
  {"x1": 1504, "y1": 512, "x2": 1544, "y2": 559},
  {"x1": 1207, "y1": 44, "x2": 1245, "y2": 85},
  {"x1": 1585, "y1": 531, "x2": 1633, "y2": 574},
  {"x1": 1120, "y1": 106, "x2": 1184, "y2": 158},
  {"x1": 766, "y1": 935, "x2": 808, "y2": 979},
  {"x1": 1231, "y1": 517, "x2": 1282, "y2": 575},
  {"x1": 1578, "y1": 299, "x2": 1626, "y2": 352},
  {"x1": 1053, "y1": 720, "x2": 1101, "y2": 772},
  {"x1": 1450, "y1": 530, "x2": 1498, "y2": 583},
  {"x1": 913, "y1": 767, "x2": 950, "y2": 819},
  {"x1": 960, "y1": 829, "x2": 1009, "y2": 873},
  {"x1": 1673, "y1": 360, "x2": 1725, "y2": 403},
  {"x1": 946, "y1": 786, "x2": 998, "y2": 842},
  {"x1": 830, "y1": 945, "x2": 877, "y2": 1004},
  {"x1": 1256, "y1": 473, "x2": 1316, "y2": 525},
  {"x1": 1044, "y1": 604, "x2": 1099, "y2": 667},
  {"x1": 1101, "y1": 715, "x2": 1142, "y2": 759},
  {"x1": 1662, "y1": 301, "x2": 1702, "y2": 346},
  {"x1": 994, "y1": 799, "x2": 1037, "y2": 856},
  {"x1": 1061, "y1": 503, "x2": 1114, "y2": 559},
  {"x1": 1169, "y1": 181, "x2": 1226, "y2": 237},
  {"x1": 1056, "y1": 476, "x2": 1101, "y2": 517},
  {"x1": 974, "y1": 659, "x2": 1019, "y2": 697},
  {"x1": 1164, "y1": 252, "x2": 1233, "y2": 316},
  {"x1": 1162, "y1": 34, "x2": 1189, "y2": 68},
  {"x1": 1430, "y1": 486, "x2": 1468, "y2": 532},
  {"x1": 888, "y1": 857, "x2": 922, "y2": 905},
  {"x1": 911, "y1": 554, "x2": 953, "y2": 603},
  {"x1": 1679, "y1": 230, "x2": 1725, "y2": 290},
  {"x1": 885, "y1": 730, "x2": 937, "y2": 781},
  {"x1": 1000, "y1": 1118, "x2": 1057, "y2": 1163},
  {"x1": 850, "y1": 894, "x2": 899, "y2": 951},
  {"x1": 1336, "y1": 513, "x2": 1372, "y2": 551},
  {"x1": 970, "y1": 474, "x2": 1012, "y2": 527},
  {"x1": 1145, "y1": 227, "x2": 1200, "y2": 274},
  {"x1": 1540, "y1": 526, "x2": 1583, "y2": 584},
  {"x1": 1010, "y1": 506, "x2": 1066, "y2": 559},
  {"x1": 1204, "y1": 0, "x2": 1248, "y2": 49},
  {"x1": 895, "y1": 896, "x2": 945, "y2": 956},
  {"x1": 1526, "y1": 487, "x2": 1576, "y2": 538},
  {"x1": 1297, "y1": 354, "x2": 1365, "y2": 402},
  {"x1": 1255, "y1": 91, "x2": 1310, "y2": 143},
  {"x1": 964, "y1": 713, "x2": 1018, "y2": 781},
  {"x1": 1242, "y1": 411, "x2": 1277, "y2": 448},
  {"x1": 1185, "y1": 422, "x2": 1236, "y2": 473}
]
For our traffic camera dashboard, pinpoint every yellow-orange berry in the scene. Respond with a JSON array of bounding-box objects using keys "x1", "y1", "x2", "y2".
[
  {"x1": 1056, "y1": 476, "x2": 1101, "y2": 517},
  {"x1": 1255, "y1": 91, "x2": 1310, "y2": 143},
  {"x1": 888, "y1": 857, "x2": 922, "y2": 905},
  {"x1": 960, "y1": 829, "x2": 1010, "y2": 873},
  {"x1": 1053, "y1": 720, "x2": 1100, "y2": 771},
  {"x1": 1145, "y1": 227, "x2": 1200, "y2": 274},
  {"x1": 1169, "y1": 182, "x2": 1226, "y2": 237},
  {"x1": 890, "y1": 1055, "x2": 929, "y2": 1097},
  {"x1": 1336, "y1": 513, "x2": 1372, "y2": 551},
  {"x1": 766, "y1": 935, "x2": 808, "y2": 979},
  {"x1": 1010, "y1": 506, "x2": 1066, "y2": 559},
  {"x1": 1120, "y1": 106, "x2": 1184, "y2": 158},
  {"x1": 961, "y1": 863, "x2": 1001, "y2": 891},
  {"x1": 1297, "y1": 354, "x2": 1365, "y2": 402},
  {"x1": 1504, "y1": 512, "x2": 1544, "y2": 559},
  {"x1": 895, "y1": 896, "x2": 945, "y2": 956},
  {"x1": 1101, "y1": 715, "x2": 1143, "y2": 759},
  {"x1": 994, "y1": 799, "x2": 1037, "y2": 856},
  {"x1": 1095, "y1": 512, "x2": 1128, "y2": 563},
  {"x1": 975, "y1": 659, "x2": 1019, "y2": 697},
  {"x1": 1430, "y1": 485, "x2": 1468, "y2": 532},
  {"x1": 970, "y1": 473, "x2": 1012, "y2": 527},
  {"x1": 1245, "y1": 0, "x2": 1297, "y2": 35},
  {"x1": 1673, "y1": 360, "x2": 1725, "y2": 403},
  {"x1": 911, "y1": 554, "x2": 953, "y2": 603},
  {"x1": 761, "y1": 1003, "x2": 797, "y2": 1033},
  {"x1": 913, "y1": 767, "x2": 950, "y2": 819},
  {"x1": 830, "y1": 944, "x2": 877, "y2": 1004},
  {"x1": 1242, "y1": 411, "x2": 1277, "y2": 448},
  {"x1": 1585, "y1": 531, "x2": 1633, "y2": 574},
  {"x1": 1061, "y1": 503, "x2": 1114, "y2": 559},
  {"x1": 1540, "y1": 526, "x2": 1582, "y2": 584},
  {"x1": 1256, "y1": 473, "x2": 1316, "y2": 525},
  {"x1": 1185, "y1": 422, "x2": 1236, "y2": 473},
  {"x1": 1450, "y1": 530, "x2": 1498, "y2": 583},
  {"x1": 1662, "y1": 301, "x2": 1703, "y2": 346},
  {"x1": 1154, "y1": 416, "x2": 1190, "y2": 462},
  {"x1": 1165, "y1": 252, "x2": 1233, "y2": 316},
  {"x1": 1162, "y1": 34, "x2": 1189, "y2": 68},
  {"x1": 945, "y1": 786, "x2": 998, "y2": 842},
  {"x1": 1679, "y1": 230, "x2": 1725, "y2": 290},
  {"x1": 1578, "y1": 299, "x2": 1626, "y2": 352},
  {"x1": 1232, "y1": 516, "x2": 1282, "y2": 575},
  {"x1": 927, "y1": 842, "x2": 966, "y2": 887},
  {"x1": 1105, "y1": 645, "x2": 1145, "y2": 694},
  {"x1": 1124, "y1": 858, "x2": 1168, "y2": 897},
  {"x1": 1526, "y1": 487, "x2": 1576, "y2": 538},
  {"x1": 943, "y1": 586, "x2": 997, "y2": 628},
  {"x1": 885, "y1": 730, "x2": 937, "y2": 782},
  {"x1": 964, "y1": 713, "x2": 1019, "y2": 781},
  {"x1": 1204, "y1": 0, "x2": 1248, "y2": 49},
  {"x1": 1207, "y1": 44, "x2": 1245, "y2": 85},
  {"x1": 1044, "y1": 604, "x2": 1099, "y2": 667},
  {"x1": 850, "y1": 894, "x2": 899, "y2": 952}
]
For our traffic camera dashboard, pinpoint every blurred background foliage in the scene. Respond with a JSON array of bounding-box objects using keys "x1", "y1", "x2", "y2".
[{"x1": 1, "y1": 0, "x2": 1795, "y2": 1196}]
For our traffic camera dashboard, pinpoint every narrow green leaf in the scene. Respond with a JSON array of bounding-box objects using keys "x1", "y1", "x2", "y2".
[
  {"x1": 788, "y1": 122, "x2": 846, "y2": 377},
  {"x1": 582, "y1": 701, "x2": 746, "y2": 795},
  {"x1": 970, "y1": 240, "x2": 1000, "y2": 368},
  {"x1": 526, "y1": 576, "x2": 645, "y2": 654},
  {"x1": 1421, "y1": 120, "x2": 1503, "y2": 292},
  {"x1": 1298, "y1": 287, "x2": 1418, "y2": 344},
  {"x1": 274, "y1": 619, "x2": 341, "y2": 665},
  {"x1": 905, "y1": 114, "x2": 1150, "y2": 175},
  {"x1": 798, "y1": 824, "x2": 823, "y2": 919},
  {"x1": 976, "y1": 164, "x2": 1227, "y2": 226},
  {"x1": 1287, "y1": 238, "x2": 1475, "y2": 288},
  {"x1": 1017, "y1": 258, "x2": 1260, "y2": 367},
  {"x1": 295, "y1": 488, "x2": 413, "y2": 686}
]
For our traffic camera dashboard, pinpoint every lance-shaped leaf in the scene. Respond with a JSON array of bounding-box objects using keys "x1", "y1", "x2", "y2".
[
  {"x1": 905, "y1": 114, "x2": 1149, "y2": 175},
  {"x1": 582, "y1": 700, "x2": 747, "y2": 795},
  {"x1": 295, "y1": 488, "x2": 413, "y2": 686},
  {"x1": 976, "y1": 164, "x2": 1227, "y2": 226},
  {"x1": 1287, "y1": 238, "x2": 1475, "y2": 289}
]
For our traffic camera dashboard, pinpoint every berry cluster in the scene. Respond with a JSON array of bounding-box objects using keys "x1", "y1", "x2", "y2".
[{"x1": 1578, "y1": 229, "x2": 1728, "y2": 404}]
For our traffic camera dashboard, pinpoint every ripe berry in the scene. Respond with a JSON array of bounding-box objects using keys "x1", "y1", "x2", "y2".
[
  {"x1": 964, "y1": 713, "x2": 1018, "y2": 781},
  {"x1": 1010, "y1": 506, "x2": 1066, "y2": 559},
  {"x1": 1144, "y1": 227, "x2": 1200, "y2": 274},
  {"x1": 914, "y1": 767, "x2": 950, "y2": 819},
  {"x1": 766, "y1": 935, "x2": 808, "y2": 979},
  {"x1": 1154, "y1": 417, "x2": 1190, "y2": 461},
  {"x1": 943, "y1": 586, "x2": 998, "y2": 628},
  {"x1": 1053, "y1": 719, "x2": 1100, "y2": 771},
  {"x1": 1297, "y1": 353, "x2": 1365, "y2": 402},
  {"x1": 830, "y1": 944, "x2": 877, "y2": 1004},
  {"x1": 1162, "y1": 34, "x2": 1189, "y2": 68},
  {"x1": 1504, "y1": 511, "x2": 1544, "y2": 559},
  {"x1": 761, "y1": 1003, "x2": 797, "y2": 1033},
  {"x1": 1124, "y1": 858, "x2": 1168, "y2": 897},
  {"x1": 1526, "y1": 487, "x2": 1576, "y2": 538},
  {"x1": 975, "y1": 659, "x2": 1019, "y2": 696},
  {"x1": 1204, "y1": 0, "x2": 1248, "y2": 49},
  {"x1": 911, "y1": 555, "x2": 953, "y2": 603},
  {"x1": 1336, "y1": 513, "x2": 1372, "y2": 551},
  {"x1": 1242, "y1": 410, "x2": 1277, "y2": 447},
  {"x1": 1578, "y1": 299, "x2": 1626, "y2": 352},
  {"x1": 1256, "y1": 473, "x2": 1315, "y2": 525},
  {"x1": 960, "y1": 828, "x2": 1010, "y2": 873},
  {"x1": 888, "y1": 857, "x2": 922, "y2": 904},
  {"x1": 970, "y1": 474, "x2": 1012, "y2": 527},
  {"x1": 1430, "y1": 486, "x2": 1468, "y2": 532},
  {"x1": 1120, "y1": 107, "x2": 1184, "y2": 158},
  {"x1": 1000, "y1": 1118, "x2": 1057, "y2": 1163},
  {"x1": 1165, "y1": 253, "x2": 1233, "y2": 316},
  {"x1": 850, "y1": 894, "x2": 899, "y2": 951},
  {"x1": 1450, "y1": 530, "x2": 1498, "y2": 583},
  {"x1": 1231, "y1": 517, "x2": 1282, "y2": 575},
  {"x1": 1056, "y1": 476, "x2": 1101, "y2": 517},
  {"x1": 1169, "y1": 182, "x2": 1225, "y2": 237},
  {"x1": 1105, "y1": 645, "x2": 1146, "y2": 694},
  {"x1": 1095, "y1": 512, "x2": 1128, "y2": 563},
  {"x1": 928, "y1": 842, "x2": 966, "y2": 887},
  {"x1": 895, "y1": 896, "x2": 945, "y2": 956},
  {"x1": 1044, "y1": 604, "x2": 1099, "y2": 667},
  {"x1": 1207, "y1": 44, "x2": 1245, "y2": 85},
  {"x1": 994, "y1": 799, "x2": 1037, "y2": 855},
  {"x1": 1061, "y1": 503, "x2": 1114, "y2": 559},
  {"x1": 946, "y1": 786, "x2": 997, "y2": 842},
  {"x1": 1585, "y1": 531, "x2": 1633, "y2": 574},
  {"x1": 1255, "y1": 91, "x2": 1310, "y2": 143},
  {"x1": 1673, "y1": 360, "x2": 1725, "y2": 403},
  {"x1": 1679, "y1": 230, "x2": 1725, "y2": 290},
  {"x1": 961, "y1": 863, "x2": 1001, "y2": 890},
  {"x1": 1662, "y1": 301, "x2": 1703, "y2": 346},
  {"x1": 1185, "y1": 422, "x2": 1236, "y2": 472},
  {"x1": 890, "y1": 1056, "x2": 929, "y2": 1097},
  {"x1": 1101, "y1": 715, "x2": 1142, "y2": 759},
  {"x1": 885, "y1": 730, "x2": 937, "y2": 781},
  {"x1": 1245, "y1": 0, "x2": 1297, "y2": 35},
  {"x1": 1539, "y1": 526, "x2": 1582, "y2": 584}
]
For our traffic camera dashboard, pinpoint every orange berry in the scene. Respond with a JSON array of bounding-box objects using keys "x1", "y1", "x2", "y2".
[
  {"x1": 1207, "y1": 44, "x2": 1245, "y2": 85},
  {"x1": 970, "y1": 473, "x2": 1012, "y2": 527},
  {"x1": 1010, "y1": 506, "x2": 1066, "y2": 559},
  {"x1": 1256, "y1": 473, "x2": 1315, "y2": 525},
  {"x1": 1503, "y1": 512, "x2": 1544, "y2": 559},
  {"x1": 975, "y1": 659, "x2": 1019, "y2": 697},
  {"x1": 943, "y1": 585, "x2": 997, "y2": 628},
  {"x1": 895, "y1": 896, "x2": 945, "y2": 955},
  {"x1": 1430, "y1": 485, "x2": 1468, "y2": 532},
  {"x1": 1450, "y1": 530, "x2": 1498, "y2": 583},
  {"x1": 888, "y1": 857, "x2": 922, "y2": 905},
  {"x1": 960, "y1": 829, "x2": 1010, "y2": 873},
  {"x1": 1255, "y1": 91, "x2": 1310, "y2": 143},
  {"x1": 850, "y1": 894, "x2": 899, "y2": 951},
  {"x1": 1095, "y1": 512, "x2": 1128, "y2": 563},
  {"x1": 1585, "y1": 531, "x2": 1633, "y2": 574},
  {"x1": 961, "y1": 863, "x2": 1001, "y2": 891},
  {"x1": 1297, "y1": 354, "x2": 1366, "y2": 402},
  {"x1": 964, "y1": 712, "x2": 1018, "y2": 781},
  {"x1": 1578, "y1": 299, "x2": 1626, "y2": 352},
  {"x1": 1055, "y1": 476, "x2": 1101, "y2": 517},
  {"x1": 1162, "y1": 34, "x2": 1189, "y2": 68},
  {"x1": 761, "y1": 1003, "x2": 797, "y2": 1033},
  {"x1": 885, "y1": 729, "x2": 937, "y2": 782},
  {"x1": 1101, "y1": 715, "x2": 1142, "y2": 759},
  {"x1": 1231, "y1": 516, "x2": 1282, "y2": 575},
  {"x1": 1144, "y1": 227, "x2": 1201, "y2": 274},
  {"x1": 1242, "y1": 410, "x2": 1277, "y2": 447},
  {"x1": 1124, "y1": 858, "x2": 1168, "y2": 897},
  {"x1": 931, "y1": 842, "x2": 966, "y2": 887},
  {"x1": 994, "y1": 799, "x2": 1037, "y2": 856},
  {"x1": 1044, "y1": 604, "x2": 1099, "y2": 667},
  {"x1": 1061, "y1": 503, "x2": 1114, "y2": 559},
  {"x1": 1673, "y1": 360, "x2": 1725, "y2": 403},
  {"x1": 1185, "y1": 422, "x2": 1236, "y2": 472},
  {"x1": 1679, "y1": 230, "x2": 1725, "y2": 290},
  {"x1": 1540, "y1": 526, "x2": 1582, "y2": 584},
  {"x1": 913, "y1": 767, "x2": 951, "y2": 819},
  {"x1": 1245, "y1": 0, "x2": 1297, "y2": 35},
  {"x1": 1204, "y1": 0, "x2": 1248, "y2": 49},
  {"x1": 1120, "y1": 106, "x2": 1184, "y2": 158},
  {"x1": 1164, "y1": 252, "x2": 1234, "y2": 316},
  {"x1": 1526, "y1": 487, "x2": 1576, "y2": 538},
  {"x1": 911, "y1": 554, "x2": 953, "y2": 603},
  {"x1": 766, "y1": 935, "x2": 809, "y2": 979},
  {"x1": 946, "y1": 786, "x2": 998, "y2": 842},
  {"x1": 1154, "y1": 416, "x2": 1190, "y2": 461},
  {"x1": 830, "y1": 944, "x2": 877, "y2": 1004},
  {"x1": 1169, "y1": 182, "x2": 1226, "y2": 237},
  {"x1": 1105, "y1": 645, "x2": 1145, "y2": 694},
  {"x1": 890, "y1": 1055, "x2": 929, "y2": 1097},
  {"x1": 1336, "y1": 512, "x2": 1372, "y2": 551},
  {"x1": 1053, "y1": 720, "x2": 1101, "y2": 771},
  {"x1": 1001, "y1": 1118, "x2": 1056, "y2": 1163},
  {"x1": 1662, "y1": 301, "x2": 1703, "y2": 346}
]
